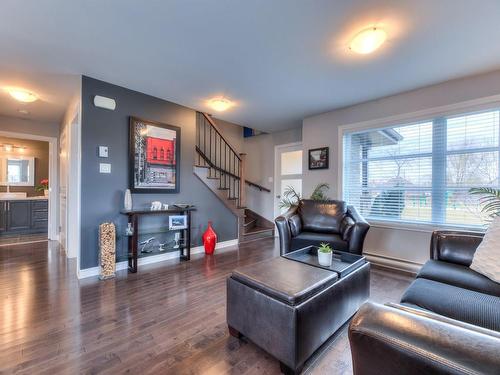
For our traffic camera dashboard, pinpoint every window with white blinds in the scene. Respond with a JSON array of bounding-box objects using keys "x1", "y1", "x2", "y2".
[{"x1": 343, "y1": 109, "x2": 500, "y2": 226}]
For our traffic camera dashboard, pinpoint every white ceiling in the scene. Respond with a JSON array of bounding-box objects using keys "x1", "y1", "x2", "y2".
[{"x1": 1, "y1": 1, "x2": 500, "y2": 131}]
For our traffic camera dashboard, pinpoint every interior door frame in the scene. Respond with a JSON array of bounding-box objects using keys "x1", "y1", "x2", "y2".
[
  {"x1": 0, "y1": 130, "x2": 59, "y2": 241},
  {"x1": 274, "y1": 141, "x2": 303, "y2": 220}
]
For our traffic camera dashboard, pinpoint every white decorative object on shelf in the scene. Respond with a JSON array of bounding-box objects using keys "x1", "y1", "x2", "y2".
[
  {"x1": 173, "y1": 232, "x2": 181, "y2": 249},
  {"x1": 124, "y1": 189, "x2": 132, "y2": 210},
  {"x1": 150, "y1": 201, "x2": 162, "y2": 211},
  {"x1": 125, "y1": 222, "x2": 134, "y2": 236}
]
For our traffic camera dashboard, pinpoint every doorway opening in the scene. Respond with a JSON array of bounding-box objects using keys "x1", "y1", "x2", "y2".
[
  {"x1": 274, "y1": 142, "x2": 303, "y2": 219},
  {"x1": 0, "y1": 131, "x2": 58, "y2": 246}
]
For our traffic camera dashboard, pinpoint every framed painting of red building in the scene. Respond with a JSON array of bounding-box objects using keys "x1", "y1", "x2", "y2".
[{"x1": 129, "y1": 117, "x2": 180, "y2": 193}]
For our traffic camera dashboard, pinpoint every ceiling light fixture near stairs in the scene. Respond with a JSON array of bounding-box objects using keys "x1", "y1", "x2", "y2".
[
  {"x1": 207, "y1": 97, "x2": 234, "y2": 112},
  {"x1": 8, "y1": 88, "x2": 38, "y2": 102}
]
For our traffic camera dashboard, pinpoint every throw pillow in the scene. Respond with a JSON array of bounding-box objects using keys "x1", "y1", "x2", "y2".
[
  {"x1": 340, "y1": 216, "x2": 355, "y2": 241},
  {"x1": 470, "y1": 216, "x2": 500, "y2": 283}
]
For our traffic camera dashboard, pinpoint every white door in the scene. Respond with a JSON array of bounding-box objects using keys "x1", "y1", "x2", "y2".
[{"x1": 274, "y1": 143, "x2": 303, "y2": 218}]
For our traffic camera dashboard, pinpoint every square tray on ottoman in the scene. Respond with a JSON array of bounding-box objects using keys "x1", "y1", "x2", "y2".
[{"x1": 227, "y1": 254, "x2": 370, "y2": 375}]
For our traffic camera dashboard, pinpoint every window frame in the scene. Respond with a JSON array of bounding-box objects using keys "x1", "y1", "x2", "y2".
[{"x1": 337, "y1": 95, "x2": 500, "y2": 232}]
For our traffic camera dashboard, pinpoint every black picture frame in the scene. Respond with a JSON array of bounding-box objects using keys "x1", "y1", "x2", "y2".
[
  {"x1": 129, "y1": 116, "x2": 181, "y2": 193},
  {"x1": 308, "y1": 147, "x2": 329, "y2": 170}
]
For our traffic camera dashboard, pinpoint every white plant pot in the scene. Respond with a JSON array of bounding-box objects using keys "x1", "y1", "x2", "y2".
[
  {"x1": 317, "y1": 251, "x2": 332, "y2": 267},
  {"x1": 44, "y1": 189, "x2": 49, "y2": 197}
]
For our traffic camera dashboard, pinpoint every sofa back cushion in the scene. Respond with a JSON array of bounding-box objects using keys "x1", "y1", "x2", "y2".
[
  {"x1": 298, "y1": 199, "x2": 346, "y2": 234},
  {"x1": 431, "y1": 231, "x2": 484, "y2": 266}
]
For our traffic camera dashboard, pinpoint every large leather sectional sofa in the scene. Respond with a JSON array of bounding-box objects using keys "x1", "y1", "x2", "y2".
[
  {"x1": 275, "y1": 199, "x2": 370, "y2": 255},
  {"x1": 349, "y1": 231, "x2": 500, "y2": 374}
]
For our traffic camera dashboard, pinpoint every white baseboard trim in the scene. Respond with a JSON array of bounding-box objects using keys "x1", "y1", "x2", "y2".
[
  {"x1": 364, "y1": 252, "x2": 423, "y2": 275},
  {"x1": 77, "y1": 238, "x2": 239, "y2": 279}
]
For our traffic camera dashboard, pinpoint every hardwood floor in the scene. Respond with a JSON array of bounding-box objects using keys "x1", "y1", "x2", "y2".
[
  {"x1": 0, "y1": 233, "x2": 48, "y2": 246},
  {"x1": 0, "y1": 238, "x2": 413, "y2": 374}
]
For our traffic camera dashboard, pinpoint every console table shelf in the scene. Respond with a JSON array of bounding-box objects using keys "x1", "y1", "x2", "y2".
[{"x1": 120, "y1": 207, "x2": 195, "y2": 273}]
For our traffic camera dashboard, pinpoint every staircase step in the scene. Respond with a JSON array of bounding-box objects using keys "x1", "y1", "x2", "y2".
[
  {"x1": 206, "y1": 176, "x2": 220, "y2": 180},
  {"x1": 194, "y1": 165, "x2": 210, "y2": 168},
  {"x1": 244, "y1": 218, "x2": 257, "y2": 228},
  {"x1": 217, "y1": 188, "x2": 229, "y2": 190},
  {"x1": 241, "y1": 226, "x2": 275, "y2": 243},
  {"x1": 237, "y1": 206, "x2": 247, "y2": 209},
  {"x1": 244, "y1": 226, "x2": 274, "y2": 236}
]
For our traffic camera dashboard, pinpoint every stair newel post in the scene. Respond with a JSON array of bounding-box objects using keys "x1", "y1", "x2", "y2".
[{"x1": 239, "y1": 153, "x2": 246, "y2": 208}]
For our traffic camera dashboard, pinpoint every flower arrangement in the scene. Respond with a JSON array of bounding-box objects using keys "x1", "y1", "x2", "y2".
[{"x1": 36, "y1": 179, "x2": 49, "y2": 192}]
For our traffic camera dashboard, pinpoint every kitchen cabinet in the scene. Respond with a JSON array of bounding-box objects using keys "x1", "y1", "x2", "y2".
[
  {"x1": 0, "y1": 202, "x2": 6, "y2": 232},
  {"x1": 0, "y1": 199, "x2": 48, "y2": 235},
  {"x1": 7, "y1": 201, "x2": 31, "y2": 231}
]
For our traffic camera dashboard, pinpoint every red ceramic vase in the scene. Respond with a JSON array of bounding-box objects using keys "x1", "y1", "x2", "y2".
[{"x1": 202, "y1": 221, "x2": 217, "y2": 255}]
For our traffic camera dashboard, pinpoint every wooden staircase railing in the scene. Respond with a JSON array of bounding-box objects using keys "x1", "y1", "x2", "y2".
[{"x1": 195, "y1": 112, "x2": 270, "y2": 209}]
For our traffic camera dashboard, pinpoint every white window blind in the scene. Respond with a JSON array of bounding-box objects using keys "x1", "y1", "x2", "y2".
[{"x1": 343, "y1": 109, "x2": 500, "y2": 227}]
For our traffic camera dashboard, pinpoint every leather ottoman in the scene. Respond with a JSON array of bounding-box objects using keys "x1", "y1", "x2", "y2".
[{"x1": 227, "y1": 257, "x2": 370, "y2": 374}]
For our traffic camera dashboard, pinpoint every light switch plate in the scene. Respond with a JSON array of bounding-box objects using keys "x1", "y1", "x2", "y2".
[
  {"x1": 98, "y1": 146, "x2": 109, "y2": 158},
  {"x1": 99, "y1": 163, "x2": 111, "y2": 174}
]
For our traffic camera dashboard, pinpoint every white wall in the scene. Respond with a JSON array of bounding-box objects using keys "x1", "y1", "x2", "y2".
[
  {"x1": 244, "y1": 128, "x2": 302, "y2": 221},
  {"x1": 302, "y1": 69, "x2": 500, "y2": 271},
  {"x1": 0, "y1": 115, "x2": 60, "y2": 138},
  {"x1": 59, "y1": 84, "x2": 82, "y2": 260},
  {"x1": 207, "y1": 117, "x2": 302, "y2": 222}
]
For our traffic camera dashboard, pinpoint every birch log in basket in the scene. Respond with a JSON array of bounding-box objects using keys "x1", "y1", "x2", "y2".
[{"x1": 99, "y1": 222, "x2": 116, "y2": 279}]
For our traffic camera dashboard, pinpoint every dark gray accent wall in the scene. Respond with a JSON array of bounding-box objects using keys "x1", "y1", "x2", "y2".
[{"x1": 80, "y1": 76, "x2": 238, "y2": 269}]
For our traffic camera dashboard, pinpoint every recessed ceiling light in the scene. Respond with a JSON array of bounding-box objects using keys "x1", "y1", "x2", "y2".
[
  {"x1": 207, "y1": 97, "x2": 233, "y2": 112},
  {"x1": 4, "y1": 144, "x2": 13, "y2": 152},
  {"x1": 349, "y1": 27, "x2": 387, "y2": 54},
  {"x1": 18, "y1": 109, "x2": 30, "y2": 115},
  {"x1": 9, "y1": 89, "x2": 38, "y2": 103}
]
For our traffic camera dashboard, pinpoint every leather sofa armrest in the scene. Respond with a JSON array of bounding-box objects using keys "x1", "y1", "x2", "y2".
[
  {"x1": 275, "y1": 206, "x2": 298, "y2": 255},
  {"x1": 347, "y1": 205, "x2": 370, "y2": 255},
  {"x1": 430, "y1": 230, "x2": 484, "y2": 266},
  {"x1": 349, "y1": 302, "x2": 500, "y2": 375}
]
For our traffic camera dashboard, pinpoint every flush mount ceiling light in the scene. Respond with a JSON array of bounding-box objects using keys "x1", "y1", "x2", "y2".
[
  {"x1": 207, "y1": 97, "x2": 233, "y2": 112},
  {"x1": 349, "y1": 27, "x2": 387, "y2": 54},
  {"x1": 8, "y1": 89, "x2": 38, "y2": 103}
]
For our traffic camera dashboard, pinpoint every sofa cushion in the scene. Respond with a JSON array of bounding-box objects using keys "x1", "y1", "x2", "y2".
[
  {"x1": 288, "y1": 214, "x2": 302, "y2": 237},
  {"x1": 470, "y1": 216, "x2": 500, "y2": 283},
  {"x1": 298, "y1": 199, "x2": 347, "y2": 234},
  {"x1": 418, "y1": 260, "x2": 500, "y2": 297},
  {"x1": 231, "y1": 257, "x2": 338, "y2": 306},
  {"x1": 401, "y1": 278, "x2": 500, "y2": 332},
  {"x1": 431, "y1": 231, "x2": 483, "y2": 266},
  {"x1": 292, "y1": 232, "x2": 348, "y2": 252}
]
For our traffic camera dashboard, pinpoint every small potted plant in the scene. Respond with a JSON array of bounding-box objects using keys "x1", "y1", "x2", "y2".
[
  {"x1": 317, "y1": 242, "x2": 333, "y2": 267},
  {"x1": 36, "y1": 179, "x2": 49, "y2": 197}
]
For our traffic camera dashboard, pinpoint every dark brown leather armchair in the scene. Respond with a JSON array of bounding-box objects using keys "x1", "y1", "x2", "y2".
[
  {"x1": 349, "y1": 231, "x2": 500, "y2": 375},
  {"x1": 275, "y1": 199, "x2": 370, "y2": 255}
]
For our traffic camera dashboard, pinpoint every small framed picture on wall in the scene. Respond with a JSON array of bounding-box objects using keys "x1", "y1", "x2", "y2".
[{"x1": 308, "y1": 147, "x2": 329, "y2": 170}]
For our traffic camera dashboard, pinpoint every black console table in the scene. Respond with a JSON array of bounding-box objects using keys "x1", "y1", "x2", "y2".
[{"x1": 120, "y1": 207, "x2": 195, "y2": 273}]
